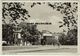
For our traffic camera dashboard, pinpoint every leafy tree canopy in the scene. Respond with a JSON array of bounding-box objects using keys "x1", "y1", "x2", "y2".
[{"x1": 2, "y1": 2, "x2": 30, "y2": 24}]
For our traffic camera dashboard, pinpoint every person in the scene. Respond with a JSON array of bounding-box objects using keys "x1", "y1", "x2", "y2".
[
  {"x1": 53, "y1": 36, "x2": 61, "y2": 46},
  {"x1": 22, "y1": 33, "x2": 27, "y2": 46},
  {"x1": 41, "y1": 38, "x2": 46, "y2": 45},
  {"x1": 17, "y1": 33, "x2": 22, "y2": 46}
]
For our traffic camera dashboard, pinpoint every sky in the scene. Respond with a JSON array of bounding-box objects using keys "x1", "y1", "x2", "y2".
[
  {"x1": 22, "y1": 2, "x2": 68, "y2": 33},
  {"x1": 3, "y1": 2, "x2": 70, "y2": 34}
]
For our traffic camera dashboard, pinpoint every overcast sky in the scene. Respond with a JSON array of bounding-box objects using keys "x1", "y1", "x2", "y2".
[
  {"x1": 21, "y1": 2, "x2": 69, "y2": 33},
  {"x1": 4, "y1": 2, "x2": 71, "y2": 34}
]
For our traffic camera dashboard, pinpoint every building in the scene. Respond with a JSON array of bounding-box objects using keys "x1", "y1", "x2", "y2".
[{"x1": 41, "y1": 30, "x2": 61, "y2": 45}]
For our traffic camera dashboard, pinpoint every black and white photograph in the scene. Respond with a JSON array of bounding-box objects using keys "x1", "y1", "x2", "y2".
[{"x1": 2, "y1": 1, "x2": 78, "y2": 54}]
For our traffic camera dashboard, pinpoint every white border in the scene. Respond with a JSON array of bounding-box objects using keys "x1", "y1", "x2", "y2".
[
  {"x1": 2, "y1": 0, "x2": 78, "y2": 2},
  {"x1": 0, "y1": 0, "x2": 2, "y2": 55},
  {"x1": 1, "y1": 0, "x2": 79, "y2": 55},
  {"x1": 78, "y1": 0, "x2": 80, "y2": 55}
]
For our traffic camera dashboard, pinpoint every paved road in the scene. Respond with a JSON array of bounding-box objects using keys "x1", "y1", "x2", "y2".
[{"x1": 2, "y1": 45, "x2": 77, "y2": 54}]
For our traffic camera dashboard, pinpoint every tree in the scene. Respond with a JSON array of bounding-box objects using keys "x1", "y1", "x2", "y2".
[
  {"x1": 2, "y1": 2, "x2": 30, "y2": 24},
  {"x1": 66, "y1": 29, "x2": 77, "y2": 45},
  {"x1": 59, "y1": 33, "x2": 66, "y2": 45},
  {"x1": 19, "y1": 22, "x2": 41, "y2": 45},
  {"x1": 2, "y1": 2, "x2": 31, "y2": 45},
  {"x1": 2, "y1": 24, "x2": 14, "y2": 45}
]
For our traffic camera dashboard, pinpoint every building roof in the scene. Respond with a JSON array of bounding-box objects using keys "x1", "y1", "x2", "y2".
[{"x1": 43, "y1": 33, "x2": 52, "y2": 36}]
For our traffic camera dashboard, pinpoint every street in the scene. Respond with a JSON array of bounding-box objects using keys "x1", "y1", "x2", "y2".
[{"x1": 2, "y1": 45, "x2": 77, "y2": 54}]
